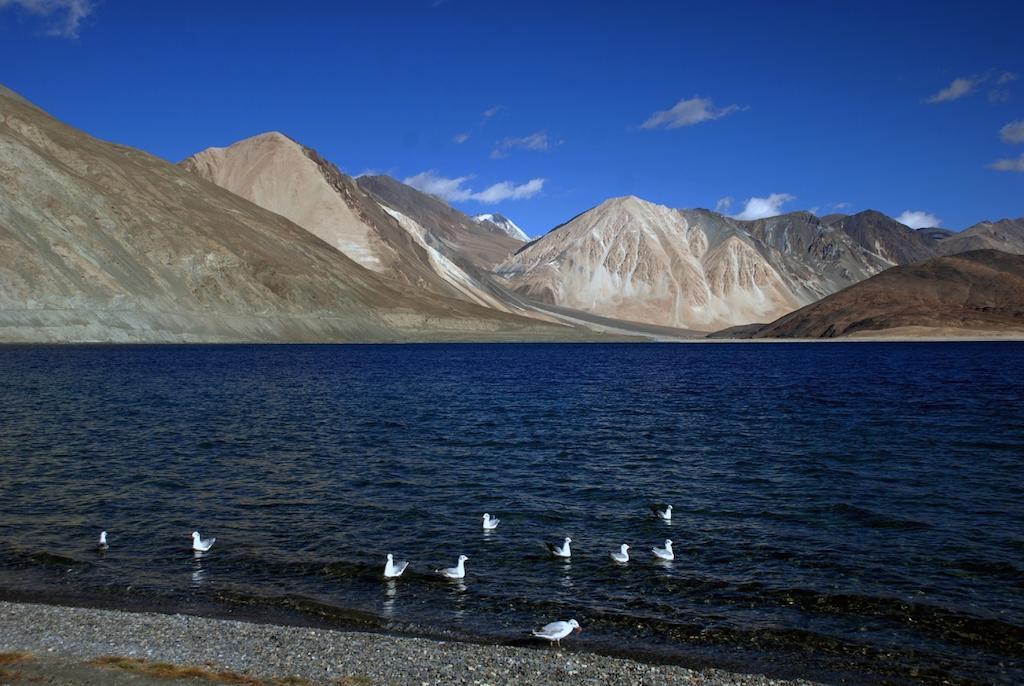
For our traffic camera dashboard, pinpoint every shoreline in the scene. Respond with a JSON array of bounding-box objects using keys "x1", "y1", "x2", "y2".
[{"x1": 0, "y1": 600, "x2": 822, "y2": 685}]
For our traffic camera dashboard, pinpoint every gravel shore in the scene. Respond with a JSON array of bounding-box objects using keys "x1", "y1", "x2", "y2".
[{"x1": 0, "y1": 601, "x2": 822, "y2": 685}]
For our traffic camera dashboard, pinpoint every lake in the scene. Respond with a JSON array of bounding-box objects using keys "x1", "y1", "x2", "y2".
[{"x1": 0, "y1": 343, "x2": 1021, "y2": 684}]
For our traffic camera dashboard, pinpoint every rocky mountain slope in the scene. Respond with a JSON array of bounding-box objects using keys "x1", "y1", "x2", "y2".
[
  {"x1": 826, "y1": 210, "x2": 940, "y2": 265},
  {"x1": 357, "y1": 175, "x2": 522, "y2": 269},
  {"x1": 0, "y1": 85, "x2": 586, "y2": 343},
  {"x1": 473, "y1": 213, "x2": 529, "y2": 241},
  {"x1": 495, "y1": 196, "x2": 891, "y2": 331},
  {"x1": 934, "y1": 218, "x2": 1024, "y2": 256},
  {"x1": 745, "y1": 250, "x2": 1024, "y2": 338}
]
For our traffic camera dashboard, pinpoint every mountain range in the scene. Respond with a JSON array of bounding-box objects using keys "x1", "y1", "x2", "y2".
[{"x1": 2, "y1": 84, "x2": 1022, "y2": 342}]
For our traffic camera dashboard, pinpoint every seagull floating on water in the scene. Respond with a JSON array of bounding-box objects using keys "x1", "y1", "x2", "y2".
[
  {"x1": 383, "y1": 553, "x2": 409, "y2": 578},
  {"x1": 191, "y1": 531, "x2": 215, "y2": 552},
  {"x1": 482, "y1": 513, "x2": 500, "y2": 530},
  {"x1": 437, "y1": 554, "x2": 468, "y2": 579},
  {"x1": 97, "y1": 531, "x2": 108, "y2": 550},
  {"x1": 546, "y1": 537, "x2": 572, "y2": 558},
  {"x1": 651, "y1": 504, "x2": 672, "y2": 521},
  {"x1": 610, "y1": 544, "x2": 630, "y2": 563},
  {"x1": 652, "y1": 539, "x2": 674, "y2": 560},
  {"x1": 531, "y1": 619, "x2": 581, "y2": 645}
]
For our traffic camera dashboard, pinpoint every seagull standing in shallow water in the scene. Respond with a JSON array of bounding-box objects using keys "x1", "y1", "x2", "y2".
[
  {"x1": 437, "y1": 554, "x2": 468, "y2": 579},
  {"x1": 532, "y1": 619, "x2": 581, "y2": 646},
  {"x1": 191, "y1": 531, "x2": 215, "y2": 552},
  {"x1": 610, "y1": 544, "x2": 630, "y2": 563},
  {"x1": 546, "y1": 537, "x2": 572, "y2": 558},
  {"x1": 652, "y1": 539, "x2": 674, "y2": 560},
  {"x1": 652, "y1": 504, "x2": 672, "y2": 521},
  {"x1": 383, "y1": 553, "x2": 409, "y2": 578},
  {"x1": 97, "y1": 531, "x2": 108, "y2": 550},
  {"x1": 482, "y1": 513, "x2": 500, "y2": 530}
]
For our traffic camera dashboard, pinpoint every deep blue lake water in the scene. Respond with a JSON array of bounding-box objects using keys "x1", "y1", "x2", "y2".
[{"x1": 0, "y1": 343, "x2": 1022, "y2": 684}]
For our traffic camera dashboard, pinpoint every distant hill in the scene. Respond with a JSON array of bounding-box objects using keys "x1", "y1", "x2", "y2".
[
  {"x1": 742, "y1": 250, "x2": 1024, "y2": 338},
  {"x1": 935, "y1": 219, "x2": 1024, "y2": 256}
]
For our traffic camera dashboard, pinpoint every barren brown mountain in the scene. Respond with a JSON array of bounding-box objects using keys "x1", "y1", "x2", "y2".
[
  {"x1": 746, "y1": 250, "x2": 1024, "y2": 338},
  {"x1": 0, "y1": 85, "x2": 587, "y2": 343}
]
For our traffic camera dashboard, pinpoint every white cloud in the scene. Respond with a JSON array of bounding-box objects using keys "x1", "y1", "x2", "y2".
[
  {"x1": 490, "y1": 131, "x2": 555, "y2": 159},
  {"x1": 925, "y1": 76, "x2": 984, "y2": 104},
  {"x1": 0, "y1": 0, "x2": 94, "y2": 37},
  {"x1": 714, "y1": 196, "x2": 733, "y2": 213},
  {"x1": 641, "y1": 96, "x2": 742, "y2": 130},
  {"x1": 1000, "y1": 120, "x2": 1024, "y2": 144},
  {"x1": 452, "y1": 132, "x2": 470, "y2": 144},
  {"x1": 832, "y1": 201, "x2": 851, "y2": 211},
  {"x1": 472, "y1": 178, "x2": 545, "y2": 203},
  {"x1": 403, "y1": 170, "x2": 545, "y2": 204},
  {"x1": 482, "y1": 106, "x2": 502, "y2": 121},
  {"x1": 989, "y1": 153, "x2": 1024, "y2": 172},
  {"x1": 896, "y1": 210, "x2": 942, "y2": 228},
  {"x1": 731, "y1": 193, "x2": 796, "y2": 221},
  {"x1": 997, "y1": 72, "x2": 1019, "y2": 85}
]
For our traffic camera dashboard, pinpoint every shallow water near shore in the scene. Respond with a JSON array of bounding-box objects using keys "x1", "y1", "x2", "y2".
[{"x1": 1, "y1": 342, "x2": 1022, "y2": 684}]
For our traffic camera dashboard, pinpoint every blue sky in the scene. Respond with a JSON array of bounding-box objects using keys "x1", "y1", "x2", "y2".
[{"x1": 1, "y1": 1, "x2": 1022, "y2": 237}]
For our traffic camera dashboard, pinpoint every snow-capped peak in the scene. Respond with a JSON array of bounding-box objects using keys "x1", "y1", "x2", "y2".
[{"x1": 473, "y1": 213, "x2": 529, "y2": 241}]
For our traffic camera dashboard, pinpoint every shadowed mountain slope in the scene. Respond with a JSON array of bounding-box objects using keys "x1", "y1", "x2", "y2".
[{"x1": 746, "y1": 250, "x2": 1024, "y2": 338}]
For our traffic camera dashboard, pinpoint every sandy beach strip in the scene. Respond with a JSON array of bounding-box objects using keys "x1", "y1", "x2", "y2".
[{"x1": 0, "y1": 600, "x2": 822, "y2": 685}]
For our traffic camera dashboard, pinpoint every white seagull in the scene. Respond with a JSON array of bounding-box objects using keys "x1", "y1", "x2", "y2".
[
  {"x1": 97, "y1": 531, "x2": 108, "y2": 550},
  {"x1": 532, "y1": 619, "x2": 581, "y2": 645},
  {"x1": 482, "y1": 513, "x2": 500, "y2": 530},
  {"x1": 191, "y1": 531, "x2": 216, "y2": 552},
  {"x1": 383, "y1": 553, "x2": 409, "y2": 578},
  {"x1": 652, "y1": 539, "x2": 674, "y2": 560},
  {"x1": 438, "y1": 554, "x2": 468, "y2": 579},
  {"x1": 652, "y1": 504, "x2": 672, "y2": 521},
  {"x1": 546, "y1": 537, "x2": 572, "y2": 558},
  {"x1": 610, "y1": 544, "x2": 630, "y2": 563}
]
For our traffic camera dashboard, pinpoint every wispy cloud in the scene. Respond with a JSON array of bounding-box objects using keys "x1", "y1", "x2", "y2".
[
  {"x1": 482, "y1": 106, "x2": 502, "y2": 121},
  {"x1": 989, "y1": 153, "x2": 1024, "y2": 172},
  {"x1": 925, "y1": 76, "x2": 984, "y2": 104},
  {"x1": 997, "y1": 72, "x2": 1019, "y2": 85},
  {"x1": 896, "y1": 210, "x2": 942, "y2": 228},
  {"x1": 1000, "y1": 120, "x2": 1024, "y2": 144},
  {"x1": 403, "y1": 170, "x2": 545, "y2": 204},
  {"x1": 641, "y1": 96, "x2": 743, "y2": 130},
  {"x1": 490, "y1": 131, "x2": 558, "y2": 159},
  {"x1": 731, "y1": 193, "x2": 796, "y2": 221},
  {"x1": 714, "y1": 196, "x2": 733, "y2": 213},
  {"x1": 0, "y1": 0, "x2": 94, "y2": 38},
  {"x1": 452, "y1": 132, "x2": 471, "y2": 144},
  {"x1": 832, "y1": 202, "x2": 851, "y2": 211}
]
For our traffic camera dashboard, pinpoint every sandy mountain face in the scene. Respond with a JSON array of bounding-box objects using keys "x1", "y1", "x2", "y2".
[
  {"x1": 934, "y1": 218, "x2": 1024, "y2": 256},
  {"x1": 745, "y1": 250, "x2": 1024, "y2": 338},
  {"x1": 0, "y1": 85, "x2": 585, "y2": 343},
  {"x1": 827, "y1": 210, "x2": 940, "y2": 265},
  {"x1": 473, "y1": 213, "x2": 529, "y2": 241},
  {"x1": 496, "y1": 196, "x2": 891, "y2": 331},
  {"x1": 181, "y1": 134, "x2": 536, "y2": 313}
]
